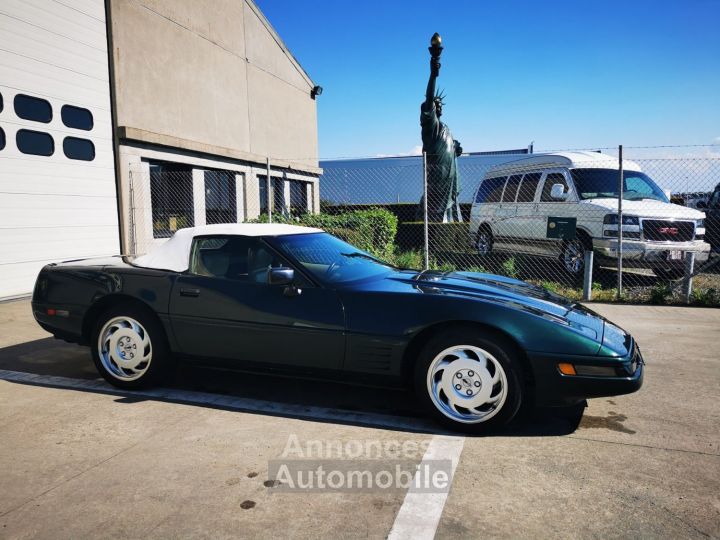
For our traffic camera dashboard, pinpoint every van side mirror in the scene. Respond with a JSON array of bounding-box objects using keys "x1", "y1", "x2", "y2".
[
  {"x1": 268, "y1": 267, "x2": 294, "y2": 286},
  {"x1": 550, "y1": 184, "x2": 567, "y2": 200}
]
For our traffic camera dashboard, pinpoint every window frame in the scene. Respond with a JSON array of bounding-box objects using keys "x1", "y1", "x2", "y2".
[
  {"x1": 14, "y1": 94, "x2": 53, "y2": 124},
  {"x1": 63, "y1": 136, "x2": 95, "y2": 161},
  {"x1": 16, "y1": 129, "x2": 54, "y2": 156},
  {"x1": 476, "y1": 176, "x2": 508, "y2": 204},
  {"x1": 540, "y1": 170, "x2": 573, "y2": 203},
  {"x1": 516, "y1": 172, "x2": 542, "y2": 203},
  {"x1": 149, "y1": 161, "x2": 195, "y2": 239},
  {"x1": 61, "y1": 104, "x2": 94, "y2": 131},
  {"x1": 501, "y1": 174, "x2": 523, "y2": 203}
]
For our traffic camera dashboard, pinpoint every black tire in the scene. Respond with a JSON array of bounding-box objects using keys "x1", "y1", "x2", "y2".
[
  {"x1": 653, "y1": 267, "x2": 685, "y2": 281},
  {"x1": 414, "y1": 327, "x2": 524, "y2": 434},
  {"x1": 475, "y1": 226, "x2": 493, "y2": 256},
  {"x1": 561, "y1": 231, "x2": 592, "y2": 281},
  {"x1": 90, "y1": 303, "x2": 173, "y2": 389}
]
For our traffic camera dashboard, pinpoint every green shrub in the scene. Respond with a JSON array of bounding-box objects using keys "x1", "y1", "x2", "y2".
[
  {"x1": 649, "y1": 282, "x2": 673, "y2": 305},
  {"x1": 691, "y1": 288, "x2": 720, "y2": 306},
  {"x1": 392, "y1": 249, "x2": 424, "y2": 270},
  {"x1": 501, "y1": 257, "x2": 519, "y2": 280},
  {"x1": 251, "y1": 209, "x2": 398, "y2": 259}
]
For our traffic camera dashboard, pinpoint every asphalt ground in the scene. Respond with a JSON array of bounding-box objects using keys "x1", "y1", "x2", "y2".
[{"x1": 0, "y1": 299, "x2": 718, "y2": 539}]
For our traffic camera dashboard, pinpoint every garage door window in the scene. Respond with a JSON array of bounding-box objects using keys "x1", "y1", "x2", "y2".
[
  {"x1": 63, "y1": 137, "x2": 95, "y2": 161},
  {"x1": 17, "y1": 129, "x2": 54, "y2": 156},
  {"x1": 61, "y1": 105, "x2": 93, "y2": 131},
  {"x1": 14, "y1": 95, "x2": 52, "y2": 123},
  {"x1": 0, "y1": 127, "x2": 5, "y2": 150}
]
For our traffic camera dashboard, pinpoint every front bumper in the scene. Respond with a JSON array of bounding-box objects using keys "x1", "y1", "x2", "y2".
[
  {"x1": 594, "y1": 238, "x2": 710, "y2": 264},
  {"x1": 530, "y1": 342, "x2": 644, "y2": 407}
]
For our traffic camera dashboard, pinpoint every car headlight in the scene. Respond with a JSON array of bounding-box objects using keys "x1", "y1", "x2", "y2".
[{"x1": 603, "y1": 214, "x2": 639, "y2": 225}]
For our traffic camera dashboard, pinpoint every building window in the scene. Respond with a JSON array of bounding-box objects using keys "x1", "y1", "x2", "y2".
[
  {"x1": 149, "y1": 162, "x2": 194, "y2": 238},
  {"x1": 258, "y1": 176, "x2": 285, "y2": 215},
  {"x1": 63, "y1": 137, "x2": 95, "y2": 161},
  {"x1": 14, "y1": 94, "x2": 52, "y2": 123},
  {"x1": 289, "y1": 180, "x2": 308, "y2": 216},
  {"x1": 16, "y1": 129, "x2": 54, "y2": 156},
  {"x1": 205, "y1": 170, "x2": 237, "y2": 225},
  {"x1": 259, "y1": 176, "x2": 268, "y2": 215},
  {"x1": 61, "y1": 105, "x2": 93, "y2": 131},
  {"x1": 0, "y1": 127, "x2": 5, "y2": 151}
]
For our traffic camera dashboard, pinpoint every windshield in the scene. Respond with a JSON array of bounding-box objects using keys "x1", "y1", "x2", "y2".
[
  {"x1": 570, "y1": 168, "x2": 669, "y2": 202},
  {"x1": 270, "y1": 232, "x2": 395, "y2": 284}
]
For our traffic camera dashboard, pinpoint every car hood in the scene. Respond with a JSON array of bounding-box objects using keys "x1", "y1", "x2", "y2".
[
  {"x1": 353, "y1": 270, "x2": 616, "y2": 351},
  {"x1": 581, "y1": 198, "x2": 705, "y2": 220}
]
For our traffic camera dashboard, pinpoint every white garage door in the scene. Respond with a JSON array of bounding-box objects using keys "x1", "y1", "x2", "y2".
[{"x1": 0, "y1": 0, "x2": 119, "y2": 299}]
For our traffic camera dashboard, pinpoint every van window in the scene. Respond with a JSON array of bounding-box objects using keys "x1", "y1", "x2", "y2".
[
  {"x1": 540, "y1": 173, "x2": 569, "y2": 202},
  {"x1": 476, "y1": 177, "x2": 506, "y2": 203},
  {"x1": 502, "y1": 175, "x2": 522, "y2": 203},
  {"x1": 517, "y1": 173, "x2": 541, "y2": 202}
]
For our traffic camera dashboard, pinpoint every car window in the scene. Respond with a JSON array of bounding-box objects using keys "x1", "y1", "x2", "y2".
[
  {"x1": 189, "y1": 235, "x2": 297, "y2": 283},
  {"x1": 501, "y1": 175, "x2": 522, "y2": 203},
  {"x1": 476, "y1": 177, "x2": 507, "y2": 204},
  {"x1": 516, "y1": 173, "x2": 541, "y2": 202},
  {"x1": 540, "y1": 173, "x2": 569, "y2": 202}
]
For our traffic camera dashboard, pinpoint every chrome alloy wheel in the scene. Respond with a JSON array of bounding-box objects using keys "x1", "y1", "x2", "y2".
[
  {"x1": 562, "y1": 240, "x2": 585, "y2": 274},
  {"x1": 476, "y1": 230, "x2": 492, "y2": 255},
  {"x1": 426, "y1": 345, "x2": 508, "y2": 424},
  {"x1": 98, "y1": 316, "x2": 152, "y2": 381}
]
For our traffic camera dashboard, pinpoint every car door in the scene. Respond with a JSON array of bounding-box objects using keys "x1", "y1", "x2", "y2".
[
  {"x1": 509, "y1": 172, "x2": 543, "y2": 254},
  {"x1": 169, "y1": 235, "x2": 345, "y2": 370},
  {"x1": 533, "y1": 170, "x2": 575, "y2": 256},
  {"x1": 494, "y1": 174, "x2": 522, "y2": 241}
]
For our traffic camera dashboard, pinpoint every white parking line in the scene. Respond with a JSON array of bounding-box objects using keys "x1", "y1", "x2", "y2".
[
  {"x1": 0, "y1": 369, "x2": 444, "y2": 433},
  {"x1": 388, "y1": 435, "x2": 465, "y2": 540}
]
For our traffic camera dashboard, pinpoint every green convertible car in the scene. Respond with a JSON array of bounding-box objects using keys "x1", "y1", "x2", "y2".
[{"x1": 32, "y1": 223, "x2": 643, "y2": 433}]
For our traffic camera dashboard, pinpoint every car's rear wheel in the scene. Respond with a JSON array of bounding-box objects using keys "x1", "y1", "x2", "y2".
[
  {"x1": 414, "y1": 328, "x2": 523, "y2": 433},
  {"x1": 91, "y1": 304, "x2": 172, "y2": 389},
  {"x1": 475, "y1": 227, "x2": 493, "y2": 256}
]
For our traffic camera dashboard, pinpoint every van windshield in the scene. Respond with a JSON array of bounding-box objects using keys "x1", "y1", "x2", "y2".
[{"x1": 570, "y1": 168, "x2": 668, "y2": 202}]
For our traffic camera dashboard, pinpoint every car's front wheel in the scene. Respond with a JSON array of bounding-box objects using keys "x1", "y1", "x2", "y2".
[
  {"x1": 91, "y1": 304, "x2": 172, "y2": 389},
  {"x1": 414, "y1": 328, "x2": 523, "y2": 433}
]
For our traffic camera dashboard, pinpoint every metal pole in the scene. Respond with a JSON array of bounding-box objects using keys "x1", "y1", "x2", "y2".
[
  {"x1": 582, "y1": 250, "x2": 594, "y2": 301},
  {"x1": 682, "y1": 252, "x2": 695, "y2": 303},
  {"x1": 128, "y1": 170, "x2": 137, "y2": 255},
  {"x1": 423, "y1": 151, "x2": 429, "y2": 270},
  {"x1": 617, "y1": 144, "x2": 623, "y2": 299},
  {"x1": 266, "y1": 157, "x2": 272, "y2": 223}
]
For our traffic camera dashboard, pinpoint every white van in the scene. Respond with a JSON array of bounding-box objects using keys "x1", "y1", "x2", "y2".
[{"x1": 469, "y1": 151, "x2": 709, "y2": 279}]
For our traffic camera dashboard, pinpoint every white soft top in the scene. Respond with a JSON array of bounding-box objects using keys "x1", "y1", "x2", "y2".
[{"x1": 132, "y1": 223, "x2": 322, "y2": 272}]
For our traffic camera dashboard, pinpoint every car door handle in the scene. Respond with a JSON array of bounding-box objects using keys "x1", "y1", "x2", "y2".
[{"x1": 179, "y1": 288, "x2": 200, "y2": 297}]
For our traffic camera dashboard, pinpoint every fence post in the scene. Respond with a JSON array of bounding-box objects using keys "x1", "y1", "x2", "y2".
[
  {"x1": 128, "y1": 170, "x2": 137, "y2": 256},
  {"x1": 266, "y1": 157, "x2": 272, "y2": 223},
  {"x1": 423, "y1": 151, "x2": 429, "y2": 270},
  {"x1": 682, "y1": 252, "x2": 695, "y2": 303},
  {"x1": 617, "y1": 144, "x2": 623, "y2": 299},
  {"x1": 582, "y1": 250, "x2": 594, "y2": 301}
]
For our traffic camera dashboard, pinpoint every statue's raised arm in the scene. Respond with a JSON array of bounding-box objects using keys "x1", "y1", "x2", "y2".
[{"x1": 424, "y1": 33, "x2": 443, "y2": 109}]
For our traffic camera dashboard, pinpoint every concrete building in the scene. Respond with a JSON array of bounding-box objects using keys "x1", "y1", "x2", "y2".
[{"x1": 0, "y1": 0, "x2": 321, "y2": 299}]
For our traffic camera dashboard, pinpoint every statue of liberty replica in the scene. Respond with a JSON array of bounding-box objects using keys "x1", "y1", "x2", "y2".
[{"x1": 418, "y1": 33, "x2": 463, "y2": 223}]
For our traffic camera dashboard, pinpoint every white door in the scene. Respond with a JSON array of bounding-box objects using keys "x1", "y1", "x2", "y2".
[
  {"x1": 0, "y1": 1, "x2": 118, "y2": 299},
  {"x1": 494, "y1": 174, "x2": 522, "y2": 240},
  {"x1": 533, "y1": 170, "x2": 576, "y2": 255}
]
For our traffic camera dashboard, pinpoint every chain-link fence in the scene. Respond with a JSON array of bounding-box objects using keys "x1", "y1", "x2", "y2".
[{"x1": 126, "y1": 145, "x2": 720, "y2": 306}]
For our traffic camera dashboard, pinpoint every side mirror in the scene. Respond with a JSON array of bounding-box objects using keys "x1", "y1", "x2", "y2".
[
  {"x1": 268, "y1": 267, "x2": 294, "y2": 286},
  {"x1": 550, "y1": 183, "x2": 567, "y2": 200},
  {"x1": 696, "y1": 200, "x2": 707, "y2": 209}
]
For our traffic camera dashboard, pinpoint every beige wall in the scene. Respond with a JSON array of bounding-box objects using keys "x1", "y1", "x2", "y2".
[{"x1": 108, "y1": 0, "x2": 319, "y2": 171}]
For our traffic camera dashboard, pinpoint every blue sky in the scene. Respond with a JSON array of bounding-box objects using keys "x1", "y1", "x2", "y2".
[{"x1": 256, "y1": 0, "x2": 720, "y2": 159}]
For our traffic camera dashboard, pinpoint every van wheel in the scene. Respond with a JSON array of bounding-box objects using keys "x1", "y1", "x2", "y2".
[
  {"x1": 561, "y1": 232, "x2": 592, "y2": 277},
  {"x1": 475, "y1": 227, "x2": 493, "y2": 256}
]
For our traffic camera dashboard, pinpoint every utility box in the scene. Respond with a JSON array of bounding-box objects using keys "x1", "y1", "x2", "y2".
[{"x1": 547, "y1": 217, "x2": 577, "y2": 240}]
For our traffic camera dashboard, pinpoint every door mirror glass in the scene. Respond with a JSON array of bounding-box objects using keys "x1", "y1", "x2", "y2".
[
  {"x1": 550, "y1": 183, "x2": 567, "y2": 200},
  {"x1": 268, "y1": 267, "x2": 294, "y2": 285}
]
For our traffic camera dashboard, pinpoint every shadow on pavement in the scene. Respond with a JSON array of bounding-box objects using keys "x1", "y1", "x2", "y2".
[{"x1": 0, "y1": 337, "x2": 584, "y2": 437}]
